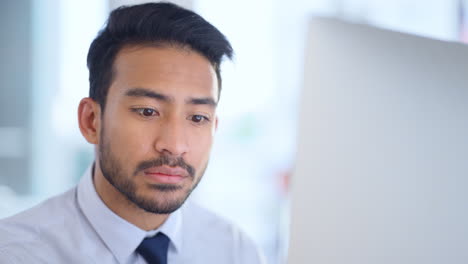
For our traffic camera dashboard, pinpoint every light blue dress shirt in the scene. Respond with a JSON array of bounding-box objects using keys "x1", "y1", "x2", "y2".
[{"x1": 0, "y1": 165, "x2": 265, "y2": 264}]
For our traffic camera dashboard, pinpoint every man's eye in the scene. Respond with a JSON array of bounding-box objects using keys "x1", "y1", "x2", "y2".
[
  {"x1": 136, "y1": 108, "x2": 158, "y2": 117},
  {"x1": 190, "y1": 115, "x2": 208, "y2": 123}
]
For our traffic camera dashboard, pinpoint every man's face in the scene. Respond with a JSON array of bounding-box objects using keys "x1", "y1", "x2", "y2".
[{"x1": 98, "y1": 45, "x2": 218, "y2": 214}]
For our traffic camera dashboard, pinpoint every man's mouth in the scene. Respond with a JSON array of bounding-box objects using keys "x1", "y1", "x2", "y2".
[{"x1": 143, "y1": 166, "x2": 188, "y2": 184}]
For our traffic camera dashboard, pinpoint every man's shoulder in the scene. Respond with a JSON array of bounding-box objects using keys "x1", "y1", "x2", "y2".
[
  {"x1": 0, "y1": 188, "x2": 78, "y2": 249},
  {"x1": 181, "y1": 201, "x2": 266, "y2": 263}
]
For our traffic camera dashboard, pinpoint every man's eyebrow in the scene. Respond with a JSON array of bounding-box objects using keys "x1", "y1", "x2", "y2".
[
  {"x1": 125, "y1": 87, "x2": 217, "y2": 107},
  {"x1": 187, "y1": 97, "x2": 218, "y2": 107},
  {"x1": 125, "y1": 87, "x2": 172, "y2": 102}
]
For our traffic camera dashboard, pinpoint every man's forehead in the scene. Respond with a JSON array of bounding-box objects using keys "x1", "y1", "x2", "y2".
[
  {"x1": 114, "y1": 44, "x2": 215, "y2": 74},
  {"x1": 109, "y1": 45, "x2": 219, "y2": 102}
]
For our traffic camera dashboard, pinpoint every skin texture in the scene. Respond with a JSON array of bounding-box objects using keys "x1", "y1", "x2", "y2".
[{"x1": 78, "y1": 45, "x2": 218, "y2": 231}]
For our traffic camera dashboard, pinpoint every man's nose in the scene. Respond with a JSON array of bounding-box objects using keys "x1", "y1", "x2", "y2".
[{"x1": 154, "y1": 118, "x2": 189, "y2": 157}]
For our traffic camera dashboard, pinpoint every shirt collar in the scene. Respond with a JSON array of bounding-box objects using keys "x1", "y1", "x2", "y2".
[{"x1": 77, "y1": 163, "x2": 183, "y2": 264}]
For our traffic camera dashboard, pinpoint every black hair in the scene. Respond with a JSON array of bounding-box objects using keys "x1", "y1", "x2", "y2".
[{"x1": 87, "y1": 2, "x2": 233, "y2": 109}]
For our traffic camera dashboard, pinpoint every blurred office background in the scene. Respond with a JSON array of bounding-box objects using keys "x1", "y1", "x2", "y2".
[{"x1": 1, "y1": 0, "x2": 468, "y2": 263}]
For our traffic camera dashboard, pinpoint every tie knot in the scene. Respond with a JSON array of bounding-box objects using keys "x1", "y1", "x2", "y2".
[{"x1": 137, "y1": 232, "x2": 170, "y2": 264}]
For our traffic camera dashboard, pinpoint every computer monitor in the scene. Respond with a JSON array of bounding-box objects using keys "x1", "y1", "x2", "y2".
[{"x1": 288, "y1": 17, "x2": 468, "y2": 264}]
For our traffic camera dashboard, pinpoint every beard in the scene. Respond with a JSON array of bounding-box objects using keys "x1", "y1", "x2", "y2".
[{"x1": 98, "y1": 126, "x2": 206, "y2": 214}]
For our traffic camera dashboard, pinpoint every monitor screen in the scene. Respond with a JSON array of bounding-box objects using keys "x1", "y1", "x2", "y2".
[{"x1": 288, "y1": 17, "x2": 468, "y2": 264}]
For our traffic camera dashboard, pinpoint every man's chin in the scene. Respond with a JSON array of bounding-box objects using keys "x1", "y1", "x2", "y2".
[
  {"x1": 148, "y1": 183, "x2": 184, "y2": 192},
  {"x1": 132, "y1": 188, "x2": 190, "y2": 214}
]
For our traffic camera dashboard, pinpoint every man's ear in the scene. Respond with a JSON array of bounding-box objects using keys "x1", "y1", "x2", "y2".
[{"x1": 78, "y1": 98, "x2": 101, "y2": 144}]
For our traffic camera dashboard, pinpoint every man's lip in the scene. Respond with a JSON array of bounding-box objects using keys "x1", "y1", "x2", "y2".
[
  {"x1": 143, "y1": 166, "x2": 188, "y2": 177},
  {"x1": 143, "y1": 166, "x2": 188, "y2": 184}
]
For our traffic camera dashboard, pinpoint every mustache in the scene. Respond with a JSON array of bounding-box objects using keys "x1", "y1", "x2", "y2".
[{"x1": 134, "y1": 154, "x2": 195, "y2": 178}]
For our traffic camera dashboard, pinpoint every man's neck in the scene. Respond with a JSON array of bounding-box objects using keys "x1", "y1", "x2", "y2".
[{"x1": 92, "y1": 162, "x2": 169, "y2": 231}]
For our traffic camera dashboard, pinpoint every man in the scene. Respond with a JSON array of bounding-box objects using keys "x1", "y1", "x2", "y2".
[{"x1": 0, "y1": 2, "x2": 265, "y2": 264}]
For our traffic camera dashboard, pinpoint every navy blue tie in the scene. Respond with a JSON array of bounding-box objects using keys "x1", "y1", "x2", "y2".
[{"x1": 137, "y1": 232, "x2": 170, "y2": 264}]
